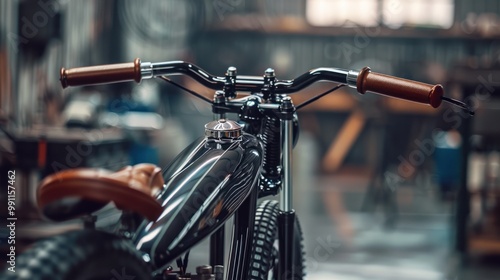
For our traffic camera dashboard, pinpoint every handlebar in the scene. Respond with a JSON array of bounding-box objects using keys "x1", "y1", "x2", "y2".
[{"x1": 59, "y1": 58, "x2": 443, "y2": 108}]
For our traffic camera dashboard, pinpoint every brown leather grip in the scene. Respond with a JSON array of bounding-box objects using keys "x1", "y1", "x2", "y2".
[
  {"x1": 60, "y1": 58, "x2": 142, "y2": 88},
  {"x1": 356, "y1": 67, "x2": 443, "y2": 108}
]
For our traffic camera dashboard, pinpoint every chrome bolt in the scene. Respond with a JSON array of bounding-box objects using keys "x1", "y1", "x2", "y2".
[
  {"x1": 214, "y1": 265, "x2": 224, "y2": 280},
  {"x1": 281, "y1": 96, "x2": 292, "y2": 103},
  {"x1": 265, "y1": 68, "x2": 275, "y2": 78},
  {"x1": 226, "y1": 66, "x2": 237, "y2": 77},
  {"x1": 280, "y1": 96, "x2": 293, "y2": 111}
]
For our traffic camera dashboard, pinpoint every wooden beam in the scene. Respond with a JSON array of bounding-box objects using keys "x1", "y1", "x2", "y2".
[{"x1": 322, "y1": 109, "x2": 366, "y2": 172}]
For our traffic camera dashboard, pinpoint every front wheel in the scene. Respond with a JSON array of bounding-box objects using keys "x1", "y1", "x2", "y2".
[
  {"x1": 2, "y1": 229, "x2": 151, "y2": 280},
  {"x1": 249, "y1": 200, "x2": 305, "y2": 280}
]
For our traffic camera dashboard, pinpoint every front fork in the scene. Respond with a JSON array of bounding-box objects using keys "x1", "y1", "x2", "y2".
[
  {"x1": 211, "y1": 91, "x2": 298, "y2": 279},
  {"x1": 278, "y1": 96, "x2": 298, "y2": 280}
]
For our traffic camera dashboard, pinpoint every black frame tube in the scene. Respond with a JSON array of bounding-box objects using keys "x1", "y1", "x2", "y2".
[
  {"x1": 210, "y1": 225, "x2": 225, "y2": 267},
  {"x1": 278, "y1": 210, "x2": 296, "y2": 280},
  {"x1": 226, "y1": 187, "x2": 258, "y2": 279}
]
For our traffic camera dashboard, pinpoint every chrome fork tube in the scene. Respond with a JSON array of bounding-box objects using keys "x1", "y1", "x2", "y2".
[
  {"x1": 280, "y1": 108, "x2": 293, "y2": 212},
  {"x1": 280, "y1": 119, "x2": 293, "y2": 211},
  {"x1": 278, "y1": 96, "x2": 296, "y2": 280}
]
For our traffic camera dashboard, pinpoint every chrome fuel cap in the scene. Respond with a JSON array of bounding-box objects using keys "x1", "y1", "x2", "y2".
[{"x1": 205, "y1": 119, "x2": 242, "y2": 140}]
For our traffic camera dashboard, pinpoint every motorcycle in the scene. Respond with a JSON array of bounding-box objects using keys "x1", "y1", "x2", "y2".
[{"x1": 5, "y1": 58, "x2": 471, "y2": 280}]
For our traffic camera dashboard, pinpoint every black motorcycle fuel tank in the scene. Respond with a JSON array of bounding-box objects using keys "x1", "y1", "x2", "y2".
[{"x1": 133, "y1": 128, "x2": 262, "y2": 266}]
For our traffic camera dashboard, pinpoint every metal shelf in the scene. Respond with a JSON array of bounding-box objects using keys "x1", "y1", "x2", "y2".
[{"x1": 204, "y1": 15, "x2": 500, "y2": 40}]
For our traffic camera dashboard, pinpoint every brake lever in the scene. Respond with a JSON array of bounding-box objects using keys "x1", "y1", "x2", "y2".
[{"x1": 441, "y1": 96, "x2": 475, "y2": 116}]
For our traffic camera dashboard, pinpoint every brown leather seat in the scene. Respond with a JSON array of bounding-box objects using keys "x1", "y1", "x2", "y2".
[{"x1": 38, "y1": 163, "x2": 164, "y2": 221}]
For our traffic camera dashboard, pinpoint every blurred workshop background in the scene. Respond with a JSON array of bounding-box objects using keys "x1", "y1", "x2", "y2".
[{"x1": 1, "y1": 0, "x2": 500, "y2": 279}]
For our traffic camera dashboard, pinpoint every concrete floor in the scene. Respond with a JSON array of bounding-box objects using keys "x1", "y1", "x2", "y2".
[
  {"x1": 299, "y1": 173, "x2": 500, "y2": 280},
  {"x1": 299, "y1": 174, "x2": 452, "y2": 280}
]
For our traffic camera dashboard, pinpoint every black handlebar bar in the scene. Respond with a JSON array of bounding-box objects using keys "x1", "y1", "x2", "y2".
[{"x1": 61, "y1": 60, "x2": 352, "y2": 94}]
